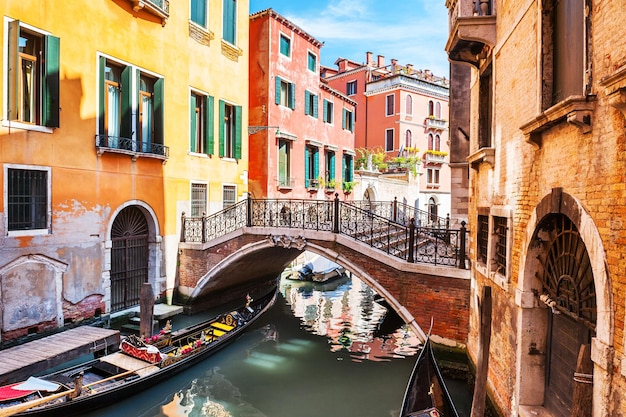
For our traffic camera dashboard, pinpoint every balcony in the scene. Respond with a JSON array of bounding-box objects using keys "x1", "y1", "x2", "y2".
[
  {"x1": 425, "y1": 117, "x2": 448, "y2": 130},
  {"x1": 445, "y1": 0, "x2": 496, "y2": 67},
  {"x1": 96, "y1": 135, "x2": 169, "y2": 162},
  {"x1": 130, "y1": 0, "x2": 169, "y2": 25},
  {"x1": 424, "y1": 150, "x2": 448, "y2": 165}
]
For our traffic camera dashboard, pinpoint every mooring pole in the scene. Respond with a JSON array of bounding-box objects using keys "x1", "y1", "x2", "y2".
[
  {"x1": 140, "y1": 282, "x2": 155, "y2": 339},
  {"x1": 470, "y1": 285, "x2": 492, "y2": 417}
]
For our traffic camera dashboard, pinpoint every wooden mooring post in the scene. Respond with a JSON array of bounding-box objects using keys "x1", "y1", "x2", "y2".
[
  {"x1": 571, "y1": 344, "x2": 593, "y2": 417},
  {"x1": 140, "y1": 282, "x2": 155, "y2": 339},
  {"x1": 470, "y1": 285, "x2": 492, "y2": 417}
]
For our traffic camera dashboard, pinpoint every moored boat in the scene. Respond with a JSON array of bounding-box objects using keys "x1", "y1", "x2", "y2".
[
  {"x1": 0, "y1": 290, "x2": 277, "y2": 417},
  {"x1": 296, "y1": 255, "x2": 346, "y2": 282},
  {"x1": 400, "y1": 337, "x2": 460, "y2": 417}
]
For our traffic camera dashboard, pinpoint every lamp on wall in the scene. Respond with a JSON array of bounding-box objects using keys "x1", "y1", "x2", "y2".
[{"x1": 248, "y1": 126, "x2": 280, "y2": 135}]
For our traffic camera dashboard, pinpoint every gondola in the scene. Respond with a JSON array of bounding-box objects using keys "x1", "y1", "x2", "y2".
[
  {"x1": 400, "y1": 337, "x2": 460, "y2": 417},
  {"x1": 0, "y1": 290, "x2": 277, "y2": 417}
]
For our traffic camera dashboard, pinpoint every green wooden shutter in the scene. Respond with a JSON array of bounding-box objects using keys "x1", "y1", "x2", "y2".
[
  {"x1": 190, "y1": 94, "x2": 197, "y2": 152},
  {"x1": 154, "y1": 77, "x2": 164, "y2": 146},
  {"x1": 289, "y1": 83, "x2": 296, "y2": 110},
  {"x1": 304, "y1": 90, "x2": 310, "y2": 115},
  {"x1": 223, "y1": 0, "x2": 236, "y2": 44},
  {"x1": 313, "y1": 148, "x2": 319, "y2": 180},
  {"x1": 234, "y1": 105, "x2": 242, "y2": 159},
  {"x1": 275, "y1": 77, "x2": 282, "y2": 105},
  {"x1": 98, "y1": 56, "x2": 106, "y2": 135},
  {"x1": 42, "y1": 34, "x2": 60, "y2": 128},
  {"x1": 313, "y1": 95, "x2": 318, "y2": 118},
  {"x1": 219, "y1": 100, "x2": 225, "y2": 157},
  {"x1": 205, "y1": 95, "x2": 214, "y2": 155},
  {"x1": 304, "y1": 147, "x2": 310, "y2": 187},
  {"x1": 7, "y1": 20, "x2": 19, "y2": 121},
  {"x1": 342, "y1": 156, "x2": 346, "y2": 184},
  {"x1": 342, "y1": 109, "x2": 346, "y2": 130},
  {"x1": 330, "y1": 153, "x2": 335, "y2": 180},
  {"x1": 120, "y1": 66, "x2": 133, "y2": 140},
  {"x1": 350, "y1": 111, "x2": 354, "y2": 132},
  {"x1": 323, "y1": 100, "x2": 328, "y2": 122},
  {"x1": 348, "y1": 155, "x2": 354, "y2": 181}
]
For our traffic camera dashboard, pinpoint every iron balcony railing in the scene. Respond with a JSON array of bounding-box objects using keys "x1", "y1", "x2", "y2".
[
  {"x1": 181, "y1": 196, "x2": 468, "y2": 269},
  {"x1": 96, "y1": 135, "x2": 169, "y2": 160}
]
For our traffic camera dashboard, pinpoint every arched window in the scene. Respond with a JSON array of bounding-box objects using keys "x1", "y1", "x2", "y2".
[
  {"x1": 428, "y1": 197, "x2": 438, "y2": 223},
  {"x1": 405, "y1": 95, "x2": 413, "y2": 115},
  {"x1": 428, "y1": 100, "x2": 434, "y2": 117},
  {"x1": 405, "y1": 130, "x2": 412, "y2": 148},
  {"x1": 428, "y1": 133, "x2": 434, "y2": 150},
  {"x1": 435, "y1": 102, "x2": 441, "y2": 119},
  {"x1": 435, "y1": 135, "x2": 441, "y2": 151}
]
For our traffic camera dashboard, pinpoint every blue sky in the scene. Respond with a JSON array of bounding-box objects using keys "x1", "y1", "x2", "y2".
[{"x1": 249, "y1": 0, "x2": 450, "y2": 78}]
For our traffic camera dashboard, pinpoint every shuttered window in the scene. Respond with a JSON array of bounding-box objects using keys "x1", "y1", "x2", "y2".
[
  {"x1": 223, "y1": 0, "x2": 236, "y2": 44},
  {"x1": 219, "y1": 100, "x2": 242, "y2": 159},
  {"x1": 190, "y1": 92, "x2": 214, "y2": 154},
  {"x1": 191, "y1": 0, "x2": 207, "y2": 27}
]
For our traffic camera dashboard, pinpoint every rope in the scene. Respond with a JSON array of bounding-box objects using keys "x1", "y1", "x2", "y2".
[{"x1": 573, "y1": 372, "x2": 593, "y2": 384}]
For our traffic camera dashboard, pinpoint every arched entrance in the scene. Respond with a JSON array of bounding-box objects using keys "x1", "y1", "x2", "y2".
[
  {"x1": 428, "y1": 197, "x2": 438, "y2": 223},
  {"x1": 110, "y1": 206, "x2": 149, "y2": 312},
  {"x1": 534, "y1": 213, "x2": 596, "y2": 417}
]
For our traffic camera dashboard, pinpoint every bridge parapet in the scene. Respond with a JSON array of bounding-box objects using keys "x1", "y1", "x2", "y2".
[{"x1": 181, "y1": 195, "x2": 468, "y2": 269}]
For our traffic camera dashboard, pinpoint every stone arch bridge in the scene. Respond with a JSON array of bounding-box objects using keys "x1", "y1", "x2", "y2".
[{"x1": 177, "y1": 197, "x2": 470, "y2": 344}]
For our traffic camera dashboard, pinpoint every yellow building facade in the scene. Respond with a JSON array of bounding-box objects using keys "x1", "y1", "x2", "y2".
[{"x1": 0, "y1": 0, "x2": 248, "y2": 342}]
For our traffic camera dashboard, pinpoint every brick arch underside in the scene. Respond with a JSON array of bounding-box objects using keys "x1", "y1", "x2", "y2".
[{"x1": 182, "y1": 235, "x2": 469, "y2": 343}]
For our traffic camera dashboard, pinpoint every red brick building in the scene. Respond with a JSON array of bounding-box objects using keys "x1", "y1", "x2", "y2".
[
  {"x1": 248, "y1": 9, "x2": 356, "y2": 200},
  {"x1": 445, "y1": 0, "x2": 626, "y2": 415}
]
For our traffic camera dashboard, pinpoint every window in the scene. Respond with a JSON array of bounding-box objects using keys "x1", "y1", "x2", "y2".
[
  {"x1": 191, "y1": 183, "x2": 207, "y2": 216},
  {"x1": 405, "y1": 95, "x2": 413, "y2": 115},
  {"x1": 222, "y1": 0, "x2": 236, "y2": 44},
  {"x1": 544, "y1": 0, "x2": 585, "y2": 107},
  {"x1": 428, "y1": 197, "x2": 438, "y2": 223},
  {"x1": 219, "y1": 100, "x2": 242, "y2": 159},
  {"x1": 435, "y1": 101, "x2": 441, "y2": 119},
  {"x1": 304, "y1": 91, "x2": 318, "y2": 117},
  {"x1": 279, "y1": 34, "x2": 291, "y2": 57},
  {"x1": 98, "y1": 58, "x2": 165, "y2": 155},
  {"x1": 278, "y1": 139, "x2": 291, "y2": 188},
  {"x1": 190, "y1": 92, "x2": 214, "y2": 154},
  {"x1": 342, "y1": 108, "x2": 354, "y2": 132},
  {"x1": 305, "y1": 145, "x2": 319, "y2": 188},
  {"x1": 428, "y1": 133, "x2": 434, "y2": 150},
  {"x1": 405, "y1": 130, "x2": 412, "y2": 148},
  {"x1": 222, "y1": 185, "x2": 236, "y2": 208},
  {"x1": 493, "y1": 216, "x2": 507, "y2": 275},
  {"x1": 435, "y1": 134, "x2": 441, "y2": 151},
  {"x1": 325, "y1": 151, "x2": 335, "y2": 184},
  {"x1": 346, "y1": 80, "x2": 357, "y2": 96},
  {"x1": 477, "y1": 214, "x2": 489, "y2": 265},
  {"x1": 428, "y1": 100, "x2": 434, "y2": 117},
  {"x1": 342, "y1": 153, "x2": 354, "y2": 183},
  {"x1": 275, "y1": 77, "x2": 295, "y2": 109},
  {"x1": 323, "y1": 100, "x2": 333, "y2": 124},
  {"x1": 6, "y1": 20, "x2": 60, "y2": 128},
  {"x1": 307, "y1": 52, "x2": 317, "y2": 72},
  {"x1": 478, "y1": 64, "x2": 493, "y2": 148},
  {"x1": 6, "y1": 167, "x2": 49, "y2": 232},
  {"x1": 385, "y1": 129, "x2": 394, "y2": 152},
  {"x1": 426, "y1": 168, "x2": 440, "y2": 185},
  {"x1": 386, "y1": 94, "x2": 395, "y2": 116},
  {"x1": 190, "y1": 0, "x2": 207, "y2": 27}
]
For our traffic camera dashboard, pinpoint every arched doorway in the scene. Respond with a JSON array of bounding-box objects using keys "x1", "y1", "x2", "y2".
[
  {"x1": 428, "y1": 197, "x2": 438, "y2": 223},
  {"x1": 535, "y1": 213, "x2": 596, "y2": 417},
  {"x1": 110, "y1": 206, "x2": 149, "y2": 312}
]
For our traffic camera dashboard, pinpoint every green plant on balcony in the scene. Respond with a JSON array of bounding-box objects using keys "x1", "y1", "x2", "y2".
[
  {"x1": 425, "y1": 149, "x2": 449, "y2": 157},
  {"x1": 342, "y1": 181, "x2": 355, "y2": 194}
]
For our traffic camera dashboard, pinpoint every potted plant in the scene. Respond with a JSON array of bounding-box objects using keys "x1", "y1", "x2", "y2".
[{"x1": 342, "y1": 181, "x2": 355, "y2": 194}]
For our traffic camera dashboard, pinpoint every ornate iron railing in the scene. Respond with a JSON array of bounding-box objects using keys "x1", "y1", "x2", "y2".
[
  {"x1": 95, "y1": 135, "x2": 169, "y2": 159},
  {"x1": 180, "y1": 196, "x2": 468, "y2": 269}
]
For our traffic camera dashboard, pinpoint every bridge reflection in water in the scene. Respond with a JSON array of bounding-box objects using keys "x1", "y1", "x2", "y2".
[{"x1": 86, "y1": 274, "x2": 472, "y2": 417}]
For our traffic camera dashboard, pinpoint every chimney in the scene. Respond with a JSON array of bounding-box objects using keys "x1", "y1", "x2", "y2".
[
  {"x1": 338, "y1": 58, "x2": 348, "y2": 72},
  {"x1": 377, "y1": 55, "x2": 385, "y2": 67},
  {"x1": 366, "y1": 51, "x2": 373, "y2": 65}
]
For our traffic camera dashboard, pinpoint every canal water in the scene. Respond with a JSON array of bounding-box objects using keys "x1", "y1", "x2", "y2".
[{"x1": 84, "y1": 275, "x2": 471, "y2": 417}]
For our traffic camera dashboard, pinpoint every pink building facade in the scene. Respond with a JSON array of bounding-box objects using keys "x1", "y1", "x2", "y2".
[
  {"x1": 249, "y1": 9, "x2": 357, "y2": 200},
  {"x1": 323, "y1": 53, "x2": 452, "y2": 220}
]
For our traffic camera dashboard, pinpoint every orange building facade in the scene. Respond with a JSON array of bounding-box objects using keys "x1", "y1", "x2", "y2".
[
  {"x1": 249, "y1": 9, "x2": 356, "y2": 200},
  {"x1": 0, "y1": 0, "x2": 249, "y2": 342}
]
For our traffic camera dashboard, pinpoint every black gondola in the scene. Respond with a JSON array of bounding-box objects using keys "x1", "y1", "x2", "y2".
[
  {"x1": 0, "y1": 290, "x2": 277, "y2": 417},
  {"x1": 400, "y1": 337, "x2": 460, "y2": 417}
]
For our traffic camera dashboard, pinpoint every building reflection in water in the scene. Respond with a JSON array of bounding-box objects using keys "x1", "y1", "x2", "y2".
[{"x1": 281, "y1": 273, "x2": 422, "y2": 362}]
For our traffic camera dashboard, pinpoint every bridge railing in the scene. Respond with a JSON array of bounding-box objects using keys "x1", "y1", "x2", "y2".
[
  {"x1": 181, "y1": 195, "x2": 467, "y2": 269},
  {"x1": 349, "y1": 198, "x2": 450, "y2": 228}
]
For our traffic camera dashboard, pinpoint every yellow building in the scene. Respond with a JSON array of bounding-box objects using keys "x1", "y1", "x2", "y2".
[{"x1": 0, "y1": 0, "x2": 248, "y2": 342}]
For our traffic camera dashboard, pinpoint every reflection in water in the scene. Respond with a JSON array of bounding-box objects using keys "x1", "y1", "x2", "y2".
[
  {"x1": 282, "y1": 275, "x2": 422, "y2": 362},
  {"x1": 86, "y1": 275, "x2": 423, "y2": 417}
]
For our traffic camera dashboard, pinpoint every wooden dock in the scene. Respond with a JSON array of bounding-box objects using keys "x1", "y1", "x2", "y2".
[{"x1": 0, "y1": 326, "x2": 120, "y2": 385}]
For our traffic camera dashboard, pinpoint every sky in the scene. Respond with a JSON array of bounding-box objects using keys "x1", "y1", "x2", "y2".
[{"x1": 248, "y1": 0, "x2": 451, "y2": 78}]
